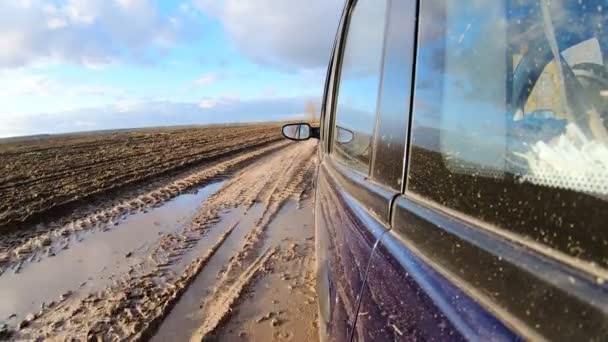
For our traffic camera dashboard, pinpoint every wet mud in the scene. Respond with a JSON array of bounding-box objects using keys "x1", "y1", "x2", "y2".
[
  {"x1": 0, "y1": 136, "x2": 318, "y2": 341},
  {"x1": 0, "y1": 181, "x2": 223, "y2": 324},
  {"x1": 0, "y1": 139, "x2": 289, "y2": 277},
  {"x1": 208, "y1": 198, "x2": 318, "y2": 342}
]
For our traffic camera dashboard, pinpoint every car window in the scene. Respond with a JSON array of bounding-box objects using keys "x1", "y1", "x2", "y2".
[
  {"x1": 408, "y1": 0, "x2": 608, "y2": 267},
  {"x1": 370, "y1": 0, "x2": 416, "y2": 190},
  {"x1": 331, "y1": 0, "x2": 388, "y2": 174}
]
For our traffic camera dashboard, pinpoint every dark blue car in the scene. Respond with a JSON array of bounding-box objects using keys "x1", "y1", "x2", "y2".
[{"x1": 283, "y1": 0, "x2": 608, "y2": 340}]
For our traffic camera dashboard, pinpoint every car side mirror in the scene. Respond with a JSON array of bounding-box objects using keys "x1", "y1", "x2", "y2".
[
  {"x1": 282, "y1": 123, "x2": 318, "y2": 141},
  {"x1": 335, "y1": 126, "x2": 354, "y2": 144}
]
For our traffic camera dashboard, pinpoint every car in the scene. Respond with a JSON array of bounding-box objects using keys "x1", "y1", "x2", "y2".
[{"x1": 282, "y1": 0, "x2": 608, "y2": 341}]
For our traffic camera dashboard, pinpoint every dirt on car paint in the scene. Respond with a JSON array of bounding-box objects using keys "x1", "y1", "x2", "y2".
[{"x1": 0, "y1": 128, "x2": 318, "y2": 341}]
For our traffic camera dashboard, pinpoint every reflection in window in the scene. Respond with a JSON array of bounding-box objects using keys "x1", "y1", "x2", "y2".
[
  {"x1": 332, "y1": 0, "x2": 387, "y2": 174},
  {"x1": 409, "y1": 0, "x2": 608, "y2": 267},
  {"x1": 371, "y1": 0, "x2": 416, "y2": 190},
  {"x1": 516, "y1": 37, "x2": 608, "y2": 195}
]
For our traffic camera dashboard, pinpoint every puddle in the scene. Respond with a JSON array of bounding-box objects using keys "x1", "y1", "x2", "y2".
[
  {"x1": 151, "y1": 203, "x2": 266, "y2": 342},
  {"x1": 262, "y1": 198, "x2": 314, "y2": 251},
  {"x1": 151, "y1": 198, "x2": 315, "y2": 341},
  {"x1": 0, "y1": 181, "x2": 223, "y2": 325},
  {"x1": 214, "y1": 197, "x2": 317, "y2": 342}
]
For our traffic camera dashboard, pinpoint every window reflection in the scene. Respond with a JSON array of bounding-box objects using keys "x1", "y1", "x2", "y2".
[
  {"x1": 409, "y1": 0, "x2": 608, "y2": 267},
  {"x1": 371, "y1": 0, "x2": 416, "y2": 190},
  {"x1": 332, "y1": 0, "x2": 387, "y2": 174}
]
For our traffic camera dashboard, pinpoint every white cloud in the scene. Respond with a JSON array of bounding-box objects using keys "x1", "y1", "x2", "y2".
[
  {"x1": 0, "y1": 70, "x2": 126, "y2": 120},
  {"x1": 47, "y1": 18, "x2": 68, "y2": 29},
  {"x1": 193, "y1": 72, "x2": 222, "y2": 87},
  {"x1": 0, "y1": 0, "x2": 198, "y2": 69},
  {"x1": 115, "y1": 0, "x2": 144, "y2": 10},
  {"x1": 198, "y1": 95, "x2": 239, "y2": 109},
  {"x1": 179, "y1": 3, "x2": 191, "y2": 12},
  {"x1": 193, "y1": 0, "x2": 344, "y2": 69},
  {"x1": 0, "y1": 71, "x2": 123, "y2": 99},
  {"x1": 199, "y1": 99, "x2": 217, "y2": 108},
  {"x1": 198, "y1": 99, "x2": 218, "y2": 109}
]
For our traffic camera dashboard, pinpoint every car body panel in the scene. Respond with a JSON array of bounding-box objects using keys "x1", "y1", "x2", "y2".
[
  {"x1": 355, "y1": 228, "x2": 522, "y2": 341},
  {"x1": 315, "y1": 160, "x2": 388, "y2": 341},
  {"x1": 387, "y1": 194, "x2": 608, "y2": 341},
  {"x1": 315, "y1": 160, "x2": 387, "y2": 341}
]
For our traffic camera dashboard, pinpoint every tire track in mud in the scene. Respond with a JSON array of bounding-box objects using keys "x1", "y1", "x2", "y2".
[
  {"x1": 10, "y1": 140, "x2": 317, "y2": 341},
  {"x1": 0, "y1": 140, "x2": 290, "y2": 275},
  {"x1": 187, "y1": 140, "x2": 317, "y2": 341},
  {"x1": 190, "y1": 246, "x2": 278, "y2": 341},
  {"x1": 210, "y1": 202, "x2": 319, "y2": 342}
]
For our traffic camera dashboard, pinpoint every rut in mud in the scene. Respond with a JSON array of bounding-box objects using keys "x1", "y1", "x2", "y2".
[
  {"x1": 0, "y1": 139, "x2": 289, "y2": 277},
  {"x1": 5, "y1": 139, "x2": 318, "y2": 341}
]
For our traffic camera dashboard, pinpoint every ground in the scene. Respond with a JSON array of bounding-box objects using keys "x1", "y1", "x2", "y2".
[
  {"x1": 0, "y1": 124, "x2": 282, "y2": 231},
  {"x1": 0, "y1": 126, "x2": 319, "y2": 341}
]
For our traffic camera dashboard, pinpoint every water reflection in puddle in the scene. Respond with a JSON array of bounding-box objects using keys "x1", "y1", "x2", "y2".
[
  {"x1": 0, "y1": 181, "x2": 223, "y2": 324},
  {"x1": 151, "y1": 203, "x2": 266, "y2": 342},
  {"x1": 151, "y1": 199, "x2": 315, "y2": 341}
]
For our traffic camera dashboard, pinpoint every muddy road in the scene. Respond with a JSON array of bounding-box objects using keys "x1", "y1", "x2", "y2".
[{"x1": 0, "y1": 128, "x2": 319, "y2": 341}]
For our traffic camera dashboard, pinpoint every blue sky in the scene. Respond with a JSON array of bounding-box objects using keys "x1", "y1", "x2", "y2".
[{"x1": 0, "y1": 0, "x2": 344, "y2": 137}]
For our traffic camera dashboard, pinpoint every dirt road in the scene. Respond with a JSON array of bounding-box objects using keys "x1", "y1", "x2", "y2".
[{"x1": 0, "y1": 130, "x2": 318, "y2": 341}]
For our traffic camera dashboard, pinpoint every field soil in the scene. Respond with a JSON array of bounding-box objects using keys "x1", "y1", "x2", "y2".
[
  {"x1": 0, "y1": 126, "x2": 319, "y2": 341},
  {"x1": 0, "y1": 124, "x2": 282, "y2": 231}
]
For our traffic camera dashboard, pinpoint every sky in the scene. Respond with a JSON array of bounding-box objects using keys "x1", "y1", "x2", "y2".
[{"x1": 0, "y1": 0, "x2": 344, "y2": 137}]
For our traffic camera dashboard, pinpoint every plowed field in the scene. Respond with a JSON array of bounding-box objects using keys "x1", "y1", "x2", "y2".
[{"x1": 0, "y1": 124, "x2": 282, "y2": 230}]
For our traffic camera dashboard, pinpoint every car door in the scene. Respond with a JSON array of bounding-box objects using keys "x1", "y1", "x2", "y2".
[
  {"x1": 314, "y1": 0, "x2": 399, "y2": 340},
  {"x1": 357, "y1": 0, "x2": 608, "y2": 341}
]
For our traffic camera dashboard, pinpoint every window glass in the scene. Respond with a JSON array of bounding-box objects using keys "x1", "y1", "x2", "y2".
[
  {"x1": 332, "y1": 0, "x2": 388, "y2": 174},
  {"x1": 371, "y1": 0, "x2": 416, "y2": 190},
  {"x1": 409, "y1": 0, "x2": 608, "y2": 267}
]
